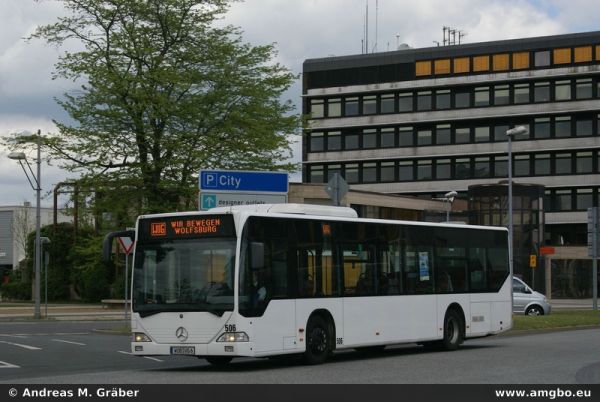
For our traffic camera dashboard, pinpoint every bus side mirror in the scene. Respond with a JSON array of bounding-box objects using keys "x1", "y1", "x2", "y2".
[
  {"x1": 251, "y1": 242, "x2": 264, "y2": 270},
  {"x1": 102, "y1": 230, "x2": 135, "y2": 264}
]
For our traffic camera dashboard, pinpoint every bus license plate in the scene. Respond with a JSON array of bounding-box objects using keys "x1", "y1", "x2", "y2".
[{"x1": 170, "y1": 346, "x2": 195, "y2": 355}]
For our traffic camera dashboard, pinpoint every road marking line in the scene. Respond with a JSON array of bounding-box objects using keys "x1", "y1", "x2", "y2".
[
  {"x1": 0, "y1": 360, "x2": 20, "y2": 369},
  {"x1": 144, "y1": 356, "x2": 163, "y2": 362},
  {"x1": 118, "y1": 350, "x2": 133, "y2": 355},
  {"x1": 0, "y1": 340, "x2": 41, "y2": 350},
  {"x1": 0, "y1": 334, "x2": 29, "y2": 339},
  {"x1": 52, "y1": 339, "x2": 87, "y2": 346}
]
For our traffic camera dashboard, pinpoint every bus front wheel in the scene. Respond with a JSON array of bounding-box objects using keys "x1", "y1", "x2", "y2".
[
  {"x1": 304, "y1": 315, "x2": 331, "y2": 365},
  {"x1": 442, "y1": 309, "x2": 464, "y2": 351}
]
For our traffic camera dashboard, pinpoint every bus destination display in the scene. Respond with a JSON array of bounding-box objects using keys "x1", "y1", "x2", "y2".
[{"x1": 139, "y1": 214, "x2": 235, "y2": 240}]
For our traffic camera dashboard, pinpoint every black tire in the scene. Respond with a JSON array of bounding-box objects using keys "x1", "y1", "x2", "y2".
[
  {"x1": 304, "y1": 315, "x2": 331, "y2": 365},
  {"x1": 525, "y1": 305, "x2": 544, "y2": 316},
  {"x1": 205, "y1": 356, "x2": 233, "y2": 366},
  {"x1": 442, "y1": 309, "x2": 464, "y2": 351}
]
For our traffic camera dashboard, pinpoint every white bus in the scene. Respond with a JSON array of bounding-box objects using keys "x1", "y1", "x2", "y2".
[{"x1": 112, "y1": 204, "x2": 511, "y2": 365}]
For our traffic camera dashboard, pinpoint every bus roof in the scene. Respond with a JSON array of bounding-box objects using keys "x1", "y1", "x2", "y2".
[{"x1": 137, "y1": 204, "x2": 507, "y2": 232}]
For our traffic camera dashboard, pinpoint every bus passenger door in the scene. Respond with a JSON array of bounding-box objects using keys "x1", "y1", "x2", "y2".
[{"x1": 294, "y1": 222, "x2": 343, "y2": 352}]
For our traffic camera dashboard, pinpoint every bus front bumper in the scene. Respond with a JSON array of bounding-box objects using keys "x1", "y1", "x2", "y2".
[{"x1": 131, "y1": 341, "x2": 255, "y2": 357}]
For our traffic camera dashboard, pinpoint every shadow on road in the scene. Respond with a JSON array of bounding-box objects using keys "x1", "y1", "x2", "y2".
[{"x1": 147, "y1": 342, "x2": 501, "y2": 373}]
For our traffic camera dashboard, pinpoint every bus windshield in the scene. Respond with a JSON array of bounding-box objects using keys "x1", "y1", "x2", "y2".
[{"x1": 133, "y1": 238, "x2": 236, "y2": 317}]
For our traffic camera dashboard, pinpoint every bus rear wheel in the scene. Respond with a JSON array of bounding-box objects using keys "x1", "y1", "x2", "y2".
[
  {"x1": 205, "y1": 356, "x2": 233, "y2": 366},
  {"x1": 442, "y1": 309, "x2": 464, "y2": 351},
  {"x1": 304, "y1": 315, "x2": 331, "y2": 365}
]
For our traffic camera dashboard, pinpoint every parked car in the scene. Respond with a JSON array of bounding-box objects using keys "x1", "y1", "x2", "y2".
[{"x1": 512, "y1": 277, "x2": 551, "y2": 315}]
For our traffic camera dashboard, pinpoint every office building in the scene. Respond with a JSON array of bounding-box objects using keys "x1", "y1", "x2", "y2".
[{"x1": 302, "y1": 31, "x2": 600, "y2": 295}]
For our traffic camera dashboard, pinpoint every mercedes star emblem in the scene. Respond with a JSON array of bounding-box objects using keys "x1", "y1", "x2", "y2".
[{"x1": 175, "y1": 327, "x2": 188, "y2": 342}]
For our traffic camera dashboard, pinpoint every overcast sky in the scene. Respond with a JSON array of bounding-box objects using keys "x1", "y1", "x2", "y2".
[{"x1": 0, "y1": 0, "x2": 597, "y2": 207}]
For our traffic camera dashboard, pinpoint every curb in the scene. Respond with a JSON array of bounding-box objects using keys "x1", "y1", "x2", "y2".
[{"x1": 498, "y1": 324, "x2": 600, "y2": 337}]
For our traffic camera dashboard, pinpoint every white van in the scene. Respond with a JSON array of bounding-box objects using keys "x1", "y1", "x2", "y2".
[{"x1": 512, "y1": 277, "x2": 551, "y2": 315}]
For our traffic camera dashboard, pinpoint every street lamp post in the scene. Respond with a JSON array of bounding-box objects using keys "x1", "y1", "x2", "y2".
[
  {"x1": 506, "y1": 126, "x2": 529, "y2": 280},
  {"x1": 444, "y1": 191, "x2": 458, "y2": 222},
  {"x1": 7, "y1": 130, "x2": 42, "y2": 319}
]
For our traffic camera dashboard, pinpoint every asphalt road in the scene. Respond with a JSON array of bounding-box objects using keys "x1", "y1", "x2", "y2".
[{"x1": 1, "y1": 321, "x2": 599, "y2": 384}]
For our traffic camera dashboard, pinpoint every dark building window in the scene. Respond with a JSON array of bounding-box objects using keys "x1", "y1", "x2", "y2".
[
  {"x1": 555, "y1": 153, "x2": 572, "y2": 174},
  {"x1": 576, "y1": 152, "x2": 593, "y2": 173},
  {"x1": 380, "y1": 94, "x2": 395, "y2": 114},
  {"x1": 494, "y1": 156, "x2": 508, "y2": 178},
  {"x1": 514, "y1": 83, "x2": 530, "y2": 104},
  {"x1": 436, "y1": 159, "x2": 451, "y2": 179},
  {"x1": 514, "y1": 155, "x2": 530, "y2": 176},
  {"x1": 399, "y1": 126, "x2": 414, "y2": 147},
  {"x1": 363, "y1": 162, "x2": 377, "y2": 183},
  {"x1": 380, "y1": 127, "x2": 395, "y2": 148},
  {"x1": 345, "y1": 97, "x2": 359, "y2": 116},
  {"x1": 398, "y1": 92, "x2": 413, "y2": 112},
  {"x1": 417, "y1": 160, "x2": 432, "y2": 180},
  {"x1": 310, "y1": 132, "x2": 324, "y2": 151},
  {"x1": 534, "y1": 81, "x2": 550, "y2": 102},
  {"x1": 455, "y1": 91, "x2": 471, "y2": 108},
  {"x1": 327, "y1": 164, "x2": 342, "y2": 181},
  {"x1": 576, "y1": 189, "x2": 594, "y2": 210},
  {"x1": 380, "y1": 162, "x2": 396, "y2": 182},
  {"x1": 417, "y1": 91, "x2": 432, "y2": 111},
  {"x1": 327, "y1": 131, "x2": 342, "y2": 151},
  {"x1": 363, "y1": 95, "x2": 377, "y2": 115},
  {"x1": 399, "y1": 161, "x2": 414, "y2": 181},
  {"x1": 555, "y1": 190, "x2": 572, "y2": 211},
  {"x1": 474, "y1": 126, "x2": 490, "y2": 143},
  {"x1": 309, "y1": 165, "x2": 324, "y2": 183},
  {"x1": 436, "y1": 124, "x2": 451, "y2": 145},
  {"x1": 555, "y1": 116, "x2": 571, "y2": 138},
  {"x1": 534, "y1": 154, "x2": 551, "y2": 175},
  {"x1": 363, "y1": 129, "x2": 377, "y2": 149},
  {"x1": 576, "y1": 78, "x2": 593, "y2": 99},
  {"x1": 345, "y1": 164, "x2": 359, "y2": 184},
  {"x1": 474, "y1": 157, "x2": 490, "y2": 178},
  {"x1": 534, "y1": 117, "x2": 551, "y2": 139},
  {"x1": 474, "y1": 86, "x2": 490, "y2": 107},
  {"x1": 576, "y1": 117, "x2": 593, "y2": 136},
  {"x1": 417, "y1": 129, "x2": 432, "y2": 146},
  {"x1": 494, "y1": 124, "x2": 509, "y2": 142},
  {"x1": 494, "y1": 84, "x2": 510, "y2": 105},
  {"x1": 455, "y1": 127, "x2": 470, "y2": 144},
  {"x1": 345, "y1": 132, "x2": 359, "y2": 150},
  {"x1": 455, "y1": 158, "x2": 471, "y2": 179},
  {"x1": 436, "y1": 90, "x2": 451, "y2": 109}
]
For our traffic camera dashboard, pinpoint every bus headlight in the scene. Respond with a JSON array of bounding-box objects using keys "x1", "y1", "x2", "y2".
[
  {"x1": 216, "y1": 332, "x2": 249, "y2": 342},
  {"x1": 133, "y1": 332, "x2": 152, "y2": 342}
]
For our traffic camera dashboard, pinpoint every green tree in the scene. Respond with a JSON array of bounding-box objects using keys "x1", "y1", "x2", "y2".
[{"x1": 23, "y1": 0, "x2": 299, "y2": 213}]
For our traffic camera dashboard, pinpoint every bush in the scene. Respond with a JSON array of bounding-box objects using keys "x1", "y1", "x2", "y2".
[
  {"x1": 0, "y1": 269, "x2": 32, "y2": 301},
  {"x1": 70, "y1": 235, "x2": 111, "y2": 302}
]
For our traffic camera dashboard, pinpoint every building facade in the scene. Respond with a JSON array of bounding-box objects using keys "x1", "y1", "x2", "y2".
[
  {"x1": 0, "y1": 204, "x2": 70, "y2": 275},
  {"x1": 302, "y1": 31, "x2": 600, "y2": 294}
]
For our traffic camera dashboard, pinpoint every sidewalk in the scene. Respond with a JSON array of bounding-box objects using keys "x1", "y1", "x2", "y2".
[
  {"x1": 0, "y1": 303, "x2": 128, "y2": 321},
  {"x1": 550, "y1": 298, "x2": 597, "y2": 310}
]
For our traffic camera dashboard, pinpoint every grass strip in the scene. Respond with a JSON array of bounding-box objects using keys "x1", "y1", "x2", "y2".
[{"x1": 512, "y1": 310, "x2": 600, "y2": 331}]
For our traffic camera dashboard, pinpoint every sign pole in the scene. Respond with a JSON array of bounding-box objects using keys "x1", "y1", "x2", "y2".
[
  {"x1": 124, "y1": 253, "x2": 129, "y2": 320},
  {"x1": 588, "y1": 207, "x2": 598, "y2": 310},
  {"x1": 593, "y1": 212, "x2": 598, "y2": 311}
]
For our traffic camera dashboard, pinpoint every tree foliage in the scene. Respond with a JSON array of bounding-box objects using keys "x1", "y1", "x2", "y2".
[{"x1": 25, "y1": 0, "x2": 299, "y2": 213}]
